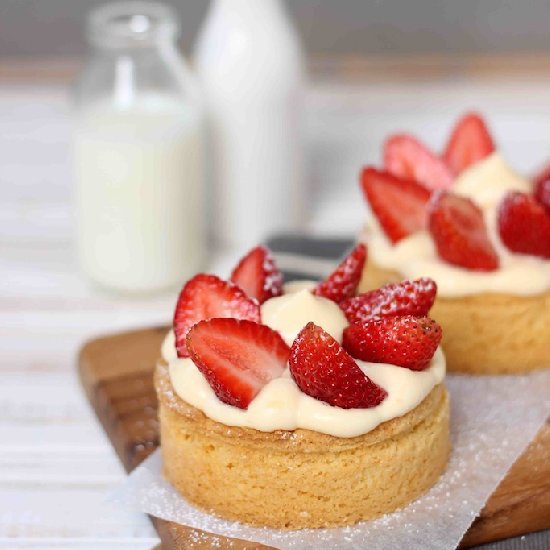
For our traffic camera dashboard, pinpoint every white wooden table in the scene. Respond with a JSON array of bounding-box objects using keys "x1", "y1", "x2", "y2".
[{"x1": 2, "y1": 73, "x2": 550, "y2": 548}]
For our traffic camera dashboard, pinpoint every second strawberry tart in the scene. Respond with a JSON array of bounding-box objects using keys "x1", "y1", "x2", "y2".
[
  {"x1": 156, "y1": 245, "x2": 450, "y2": 528},
  {"x1": 359, "y1": 112, "x2": 550, "y2": 374}
]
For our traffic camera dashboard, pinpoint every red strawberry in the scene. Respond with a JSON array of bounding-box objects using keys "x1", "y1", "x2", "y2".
[
  {"x1": 361, "y1": 167, "x2": 431, "y2": 243},
  {"x1": 173, "y1": 274, "x2": 260, "y2": 358},
  {"x1": 443, "y1": 112, "x2": 495, "y2": 174},
  {"x1": 186, "y1": 318, "x2": 289, "y2": 409},
  {"x1": 384, "y1": 134, "x2": 453, "y2": 190},
  {"x1": 343, "y1": 316, "x2": 442, "y2": 371},
  {"x1": 428, "y1": 191, "x2": 499, "y2": 271},
  {"x1": 289, "y1": 323, "x2": 387, "y2": 409},
  {"x1": 340, "y1": 278, "x2": 437, "y2": 324},
  {"x1": 534, "y1": 166, "x2": 550, "y2": 212},
  {"x1": 313, "y1": 243, "x2": 367, "y2": 303},
  {"x1": 497, "y1": 192, "x2": 550, "y2": 259},
  {"x1": 230, "y1": 245, "x2": 283, "y2": 304}
]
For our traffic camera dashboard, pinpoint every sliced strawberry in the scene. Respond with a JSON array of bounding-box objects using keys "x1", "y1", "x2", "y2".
[
  {"x1": 497, "y1": 192, "x2": 550, "y2": 259},
  {"x1": 173, "y1": 274, "x2": 260, "y2": 358},
  {"x1": 340, "y1": 278, "x2": 437, "y2": 324},
  {"x1": 343, "y1": 316, "x2": 442, "y2": 371},
  {"x1": 428, "y1": 191, "x2": 499, "y2": 271},
  {"x1": 289, "y1": 323, "x2": 387, "y2": 409},
  {"x1": 361, "y1": 167, "x2": 431, "y2": 244},
  {"x1": 186, "y1": 318, "x2": 289, "y2": 409},
  {"x1": 443, "y1": 112, "x2": 495, "y2": 174},
  {"x1": 384, "y1": 134, "x2": 453, "y2": 190},
  {"x1": 534, "y1": 166, "x2": 550, "y2": 213},
  {"x1": 313, "y1": 243, "x2": 367, "y2": 303},
  {"x1": 230, "y1": 245, "x2": 283, "y2": 304}
]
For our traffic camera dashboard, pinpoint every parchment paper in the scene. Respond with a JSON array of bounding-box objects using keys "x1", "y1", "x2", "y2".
[{"x1": 112, "y1": 371, "x2": 550, "y2": 550}]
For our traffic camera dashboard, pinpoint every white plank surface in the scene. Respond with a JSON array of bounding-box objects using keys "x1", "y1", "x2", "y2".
[{"x1": 2, "y1": 75, "x2": 550, "y2": 547}]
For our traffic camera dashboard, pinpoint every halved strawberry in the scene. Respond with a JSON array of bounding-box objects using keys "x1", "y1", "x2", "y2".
[
  {"x1": 534, "y1": 165, "x2": 550, "y2": 213},
  {"x1": 428, "y1": 191, "x2": 499, "y2": 271},
  {"x1": 497, "y1": 192, "x2": 550, "y2": 259},
  {"x1": 384, "y1": 134, "x2": 453, "y2": 190},
  {"x1": 186, "y1": 318, "x2": 289, "y2": 409},
  {"x1": 361, "y1": 167, "x2": 432, "y2": 243},
  {"x1": 289, "y1": 323, "x2": 387, "y2": 409},
  {"x1": 443, "y1": 112, "x2": 495, "y2": 175},
  {"x1": 313, "y1": 243, "x2": 366, "y2": 303},
  {"x1": 230, "y1": 245, "x2": 283, "y2": 304},
  {"x1": 343, "y1": 316, "x2": 442, "y2": 371},
  {"x1": 173, "y1": 274, "x2": 260, "y2": 358},
  {"x1": 340, "y1": 278, "x2": 437, "y2": 324}
]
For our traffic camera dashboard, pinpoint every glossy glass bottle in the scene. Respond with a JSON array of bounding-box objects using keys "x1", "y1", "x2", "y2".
[{"x1": 74, "y1": 2, "x2": 204, "y2": 293}]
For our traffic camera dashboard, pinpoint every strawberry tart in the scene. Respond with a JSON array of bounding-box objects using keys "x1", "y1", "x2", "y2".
[
  {"x1": 359, "y1": 112, "x2": 550, "y2": 374},
  {"x1": 156, "y1": 245, "x2": 450, "y2": 528}
]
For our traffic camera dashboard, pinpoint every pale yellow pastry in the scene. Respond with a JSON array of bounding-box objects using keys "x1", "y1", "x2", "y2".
[
  {"x1": 156, "y1": 360, "x2": 450, "y2": 529},
  {"x1": 158, "y1": 265, "x2": 450, "y2": 529},
  {"x1": 360, "y1": 153, "x2": 550, "y2": 374}
]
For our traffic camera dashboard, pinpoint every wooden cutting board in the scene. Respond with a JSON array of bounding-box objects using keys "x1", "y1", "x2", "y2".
[{"x1": 78, "y1": 326, "x2": 550, "y2": 549}]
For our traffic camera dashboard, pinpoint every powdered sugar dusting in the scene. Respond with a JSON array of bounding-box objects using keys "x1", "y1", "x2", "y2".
[{"x1": 111, "y1": 370, "x2": 550, "y2": 550}]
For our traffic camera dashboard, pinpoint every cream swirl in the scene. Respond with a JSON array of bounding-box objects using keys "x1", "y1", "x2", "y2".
[
  {"x1": 162, "y1": 284, "x2": 445, "y2": 438},
  {"x1": 364, "y1": 153, "x2": 550, "y2": 297}
]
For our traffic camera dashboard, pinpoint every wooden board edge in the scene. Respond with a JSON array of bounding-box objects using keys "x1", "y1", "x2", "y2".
[
  {"x1": 153, "y1": 517, "x2": 274, "y2": 550},
  {"x1": 460, "y1": 421, "x2": 550, "y2": 547}
]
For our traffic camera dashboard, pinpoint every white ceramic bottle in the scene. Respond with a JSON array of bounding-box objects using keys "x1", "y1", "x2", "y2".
[
  {"x1": 194, "y1": 0, "x2": 305, "y2": 248},
  {"x1": 74, "y1": 2, "x2": 204, "y2": 293}
]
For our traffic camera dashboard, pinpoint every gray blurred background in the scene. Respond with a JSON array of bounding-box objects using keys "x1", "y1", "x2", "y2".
[
  {"x1": 2, "y1": 0, "x2": 550, "y2": 59},
  {"x1": 3, "y1": 0, "x2": 550, "y2": 236}
]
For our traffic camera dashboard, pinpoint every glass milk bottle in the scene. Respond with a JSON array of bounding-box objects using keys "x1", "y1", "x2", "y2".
[
  {"x1": 194, "y1": 0, "x2": 305, "y2": 248},
  {"x1": 74, "y1": 2, "x2": 204, "y2": 293}
]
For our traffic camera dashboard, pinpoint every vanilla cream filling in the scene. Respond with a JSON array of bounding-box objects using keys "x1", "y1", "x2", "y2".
[
  {"x1": 162, "y1": 284, "x2": 446, "y2": 438},
  {"x1": 364, "y1": 153, "x2": 550, "y2": 297}
]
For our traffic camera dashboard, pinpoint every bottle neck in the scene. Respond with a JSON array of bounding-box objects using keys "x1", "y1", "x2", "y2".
[
  {"x1": 87, "y1": 2, "x2": 180, "y2": 51},
  {"x1": 213, "y1": 0, "x2": 287, "y2": 23},
  {"x1": 77, "y1": 4, "x2": 200, "y2": 110}
]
